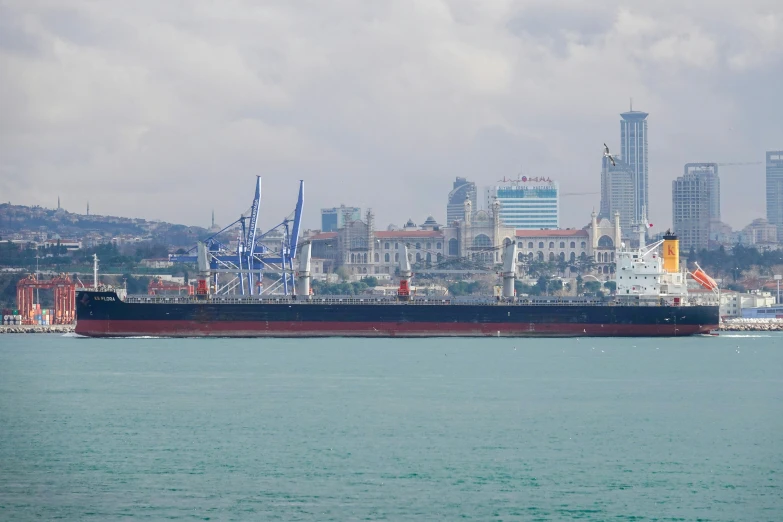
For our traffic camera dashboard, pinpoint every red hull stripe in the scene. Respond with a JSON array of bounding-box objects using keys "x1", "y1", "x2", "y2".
[{"x1": 75, "y1": 320, "x2": 716, "y2": 337}]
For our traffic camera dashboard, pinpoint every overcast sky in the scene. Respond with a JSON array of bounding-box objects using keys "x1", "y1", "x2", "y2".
[{"x1": 1, "y1": 0, "x2": 782, "y2": 235}]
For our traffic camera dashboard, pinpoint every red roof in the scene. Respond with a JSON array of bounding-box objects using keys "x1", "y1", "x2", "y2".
[
  {"x1": 515, "y1": 230, "x2": 589, "y2": 237},
  {"x1": 375, "y1": 231, "x2": 444, "y2": 238}
]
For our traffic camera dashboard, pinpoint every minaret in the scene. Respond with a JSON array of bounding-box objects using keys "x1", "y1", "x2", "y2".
[
  {"x1": 87, "y1": 201, "x2": 90, "y2": 216},
  {"x1": 614, "y1": 211, "x2": 622, "y2": 247},
  {"x1": 211, "y1": 209, "x2": 215, "y2": 228},
  {"x1": 462, "y1": 197, "x2": 472, "y2": 258},
  {"x1": 492, "y1": 197, "x2": 501, "y2": 262},
  {"x1": 591, "y1": 209, "x2": 598, "y2": 249},
  {"x1": 57, "y1": 196, "x2": 60, "y2": 210},
  {"x1": 492, "y1": 197, "x2": 501, "y2": 229},
  {"x1": 366, "y1": 208, "x2": 375, "y2": 265}
]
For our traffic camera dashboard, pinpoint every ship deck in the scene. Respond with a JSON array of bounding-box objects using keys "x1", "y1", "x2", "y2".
[{"x1": 121, "y1": 294, "x2": 700, "y2": 308}]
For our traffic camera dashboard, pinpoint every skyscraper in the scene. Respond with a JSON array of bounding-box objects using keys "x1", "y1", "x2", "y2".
[
  {"x1": 684, "y1": 163, "x2": 720, "y2": 221},
  {"x1": 766, "y1": 151, "x2": 783, "y2": 237},
  {"x1": 487, "y1": 177, "x2": 559, "y2": 229},
  {"x1": 599, "y1": 156, "x2": 636, "y2": 237},
  {"x1": 672, "y1": 170, "x2": 710, "y2": 253},
  {"x1": 620, "y1": 108, "x2": 649, "y2": 224},
  {"x1": 446, "y1": 177, "x2": 477, "y2": 224}
]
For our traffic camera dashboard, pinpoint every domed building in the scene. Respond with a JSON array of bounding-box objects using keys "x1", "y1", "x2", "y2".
[{"x1": 305, "y1": 199, "x2": 622, "y2": 279}]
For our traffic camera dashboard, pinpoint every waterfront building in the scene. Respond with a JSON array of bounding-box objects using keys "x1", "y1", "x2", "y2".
[
  {"x1": 620, "y1": 108, "x2": 649, "y2": 224},
  {"x1": 766, "y1": 151, "x2": 783, "y2": 237},
  {"x1": 446, "y1": 177, "x2": 477, "y2": 225},
  {"x1": 672, "y1": 170, "x2": 710, "y2": 253},
  {"x1": 307, "y1": 201, "x2": 621, "y2": 278},
  {"x1": 321, "y1": 205, "x2": 361, "y2": 232},
  {"x1": 485, "y1": 177, "x2": 559, "y2": 230}
]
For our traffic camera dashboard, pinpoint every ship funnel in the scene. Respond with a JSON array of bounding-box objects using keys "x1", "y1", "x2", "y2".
[
  {"x1": 502, "y1": 239, "x2": 517, "y2": 298},
  {"x1": 297, "y1": 242, "x2": 312, "y2": 299},
  {"x1": 398, "y1": 244, "x2": 412, "y2": 300},
  {"x1": 662, "y1": 230, "x2": 679, "y2": 273}
]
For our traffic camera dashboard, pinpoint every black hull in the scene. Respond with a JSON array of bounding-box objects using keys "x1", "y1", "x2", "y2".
[{"x1": 75, "y1": 291, "x2": 720, "y2": 338}]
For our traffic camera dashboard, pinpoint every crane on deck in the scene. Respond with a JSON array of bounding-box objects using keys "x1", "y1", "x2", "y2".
[{"x1": 170, "y1": 178, "x2": 304, "y2": 297}]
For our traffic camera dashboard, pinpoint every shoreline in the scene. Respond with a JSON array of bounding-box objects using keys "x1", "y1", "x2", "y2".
[{"x1": 1, "y1": 325, "x2": 76, "y2": 334}]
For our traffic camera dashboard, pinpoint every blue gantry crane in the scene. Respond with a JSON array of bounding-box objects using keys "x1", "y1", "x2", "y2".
[{"x1": 170, "y1": 177, "x2": 304, "y2": 296}]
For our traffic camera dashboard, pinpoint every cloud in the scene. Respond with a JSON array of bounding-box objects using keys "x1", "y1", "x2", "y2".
[{"x1": 1, "y1": 0, "x2": 782, "y2": 233}]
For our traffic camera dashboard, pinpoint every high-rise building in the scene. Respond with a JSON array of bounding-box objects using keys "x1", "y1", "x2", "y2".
[
  {"x1": 766, "y1": 150, "x2": 783, "y2": 237},
  {"x1": 684, "y1": 163, "x2": 721, "y2": 240},
  {"x1": 672, "y1": 170, "x2": 710, "y2": 253},
  {"x1": 620, "y1": 109, "x2": 649, "y2": 224},
  {"x1": 487, "y1": 177, "x2": 559, "y2": 229},
  {"x1": 446, "y1": 177, "x2": 477, "y2": 224},
  {"x1": 321, "y1": 205, "x2": 361, "y2": 232},
  {"x1": 684, "y1": 163, "x2": 720, "y2": 221},
  {"x1": 599, "y1": 156, "x2": 636, "y2": 237}
]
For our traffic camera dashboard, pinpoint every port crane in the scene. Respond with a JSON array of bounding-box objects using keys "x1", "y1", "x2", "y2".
[{"x1": 170, "y1": 177, "x2": 304, "y2": 296}]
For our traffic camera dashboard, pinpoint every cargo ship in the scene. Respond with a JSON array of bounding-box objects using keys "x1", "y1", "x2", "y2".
[{"x1": 75, "y1": 231, "x2": 720, "y2": 338}]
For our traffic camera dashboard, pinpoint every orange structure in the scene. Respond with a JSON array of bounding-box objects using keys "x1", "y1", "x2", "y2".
[
  {"x1": 16, "y1": 274, "x2": 76, "y2": 324},
  {"x1": 690, "y1": 263, "x2": 718, "y2": 292},
  {"x1": 148, "y1": 277, "x2": 194, "y2": 296}
]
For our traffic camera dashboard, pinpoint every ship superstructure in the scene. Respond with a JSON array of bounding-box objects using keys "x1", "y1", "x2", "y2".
[{"x1": 615, "y1": 231, "x2": 689, "y2": 304}]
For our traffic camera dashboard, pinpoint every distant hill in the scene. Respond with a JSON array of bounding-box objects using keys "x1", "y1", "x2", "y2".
[{"x1": 0, "y1": 203, "x2": 209, "y2": 248}]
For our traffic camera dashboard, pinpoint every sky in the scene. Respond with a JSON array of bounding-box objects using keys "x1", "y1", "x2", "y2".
[{"x1": 1, "y1": 0, "x2": 782, "y2": 236}]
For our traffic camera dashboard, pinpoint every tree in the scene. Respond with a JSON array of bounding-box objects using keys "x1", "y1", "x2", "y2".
[
  {"x1": 556, "y1": 259, "x2": 569, "y2": 277},
  {"x1": 583, "y1": 281, "x2": 602, "y2": 296},
  {"x1": 121, "y1": 273, "x2": 151, "y2": 294},
  {"x1": 535, "y1": 275, "x2": 554, "y2": 295},
  {"x1": 603, "y1": 281, "x2": 616, "y2": 294},
  {"x1": 335, "y1": 266, "x2": 350, "y2": 282},
  {"x1": 448, "y1": 281, "x2": 482, "y2": 296},
  {"x1": 514, "y1": 280, "x2": 537, "y2": 296},
  {"x1": 360, "y1": 276, "x2": 378, "y2": 287},
  {"x1": 576, "y1": 275, "x2": 584, "y2": 295}
]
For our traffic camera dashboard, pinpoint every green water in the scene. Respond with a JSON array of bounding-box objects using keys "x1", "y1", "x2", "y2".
[{"x1": 1, "y1": 334, "x2": 781, "y2": 520}]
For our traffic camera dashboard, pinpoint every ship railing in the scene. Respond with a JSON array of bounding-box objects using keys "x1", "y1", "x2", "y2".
[{"x1": 123, "y1": 295, "x2": 614, "y2": 307}]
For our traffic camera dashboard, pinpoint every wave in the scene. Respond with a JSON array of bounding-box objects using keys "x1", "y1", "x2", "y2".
[{"x1": 718, "y1": 334, "x2": 775, "y2": 338}]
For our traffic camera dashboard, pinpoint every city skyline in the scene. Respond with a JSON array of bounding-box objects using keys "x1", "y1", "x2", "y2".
[{"x1": 1, "y1": 2, "x2": 782, "y2": 233}]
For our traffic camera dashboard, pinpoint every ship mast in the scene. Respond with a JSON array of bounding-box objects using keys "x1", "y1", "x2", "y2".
[
  {"x1": 196, "y1": 241, "x2": 210, "y2": 297},
  {"x1": 501, "y1": 239, "x2": 517, "y2": 299},
  {"x1": 296, "y1": 242, "x2": 312, "y2": 299},
  {"x1": 637, "y1": 206, "x2": 649, "y2": 248},
  {"x1": 93, "y1": 254, "x2": 99, "y2": 289},
  {"x1": 397, "y1": 245, "x2": 412, "y2": 301}
]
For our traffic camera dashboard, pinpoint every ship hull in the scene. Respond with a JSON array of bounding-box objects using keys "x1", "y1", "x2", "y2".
[
  {"x1": 75, "y1": 319, "x2": 712, "y2": 337},
  {"x1": 75, "y1": 292, "x2": 719, "y2": 338}
]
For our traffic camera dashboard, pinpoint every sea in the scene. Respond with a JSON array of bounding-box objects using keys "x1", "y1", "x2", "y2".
[{"x1": 1, "y1": 333, "x2": 781, "y2": 521}]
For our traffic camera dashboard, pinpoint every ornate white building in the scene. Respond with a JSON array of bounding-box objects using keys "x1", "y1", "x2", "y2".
[{"x1": 307, "y1": 200, "x2": 623, "y2": 277}]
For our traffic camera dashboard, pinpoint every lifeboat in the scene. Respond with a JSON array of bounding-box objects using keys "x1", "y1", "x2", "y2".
[{"x1": 690, "y1": 263, "x2": 718, "y2": 291}]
